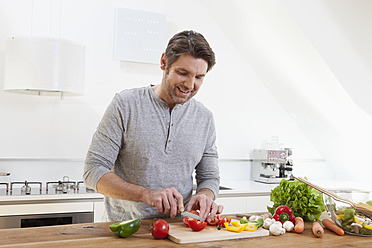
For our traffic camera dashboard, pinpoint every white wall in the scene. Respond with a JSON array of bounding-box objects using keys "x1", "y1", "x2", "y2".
[
  {"x1": 202, "y1": 0, "x2": 372, "y2": 185},
  {"x1": 0, "y1": 0, "x2": 327, "y2": 184}
]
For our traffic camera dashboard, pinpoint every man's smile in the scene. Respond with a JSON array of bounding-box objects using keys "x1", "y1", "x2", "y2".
[{"x1": 177, "y1": 86, "x2": 191, "y2": 96}]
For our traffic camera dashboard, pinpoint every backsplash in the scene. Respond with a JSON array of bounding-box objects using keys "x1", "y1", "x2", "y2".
[
  {"x1": 0, "y1": 159, "x2": 84, "y2": 189},
  {"x1": 0, "y1": 157, "x2": 334, "y2": 188}
]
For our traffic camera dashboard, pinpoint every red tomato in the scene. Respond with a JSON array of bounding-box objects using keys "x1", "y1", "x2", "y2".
[
  {"x1": 207, "y1": 214, "x2": 222, "y2": 226},
  {"x1": 189, "y1": 210, "x2": 199, "y2": 215},
  {"x1": 183, "y1": 216, "x2": 191, "y2": 226},
  {"x1": 217, "y1": 217, "x2": 231, "y2": 227},
  {"x1": 152, "y1": 219, "x2": 169, "y2": 239},
  {"x1": 183, "y1": 210, "x2": 200, "y2": 226},
  {"x1": 188, "y1": 218, "x2": 207, "y2": 232}
]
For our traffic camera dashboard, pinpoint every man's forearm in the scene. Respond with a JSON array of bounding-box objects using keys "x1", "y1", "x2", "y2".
[{"x1": 96, "y1": 172, "x2": 150, "y2": 202}]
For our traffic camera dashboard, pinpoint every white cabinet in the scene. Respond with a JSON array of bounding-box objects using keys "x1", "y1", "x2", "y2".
[
  {"x1": 93, "y1": 201, "x2": 105, "y2": 222},
  {"x1": 215, "y1": 197, "x2": 247, "y2": 214},
  {"x1": 245, "y1": 196, "x2": 271, "y2": 213},
  {"x1": 0, "y1": 202, "x2": 93, "y2": 216}
]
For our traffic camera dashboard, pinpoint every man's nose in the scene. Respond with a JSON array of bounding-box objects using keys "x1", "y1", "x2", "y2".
[{"x1": 184, "y1": 77, "x2": 195, "y2": 89}]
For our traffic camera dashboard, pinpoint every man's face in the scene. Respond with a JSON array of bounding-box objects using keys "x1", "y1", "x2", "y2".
[{"x1": 160, "y1": 53, "x2": 208, "y2": 108}]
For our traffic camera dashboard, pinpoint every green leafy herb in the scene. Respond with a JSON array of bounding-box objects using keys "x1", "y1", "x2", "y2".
[
  {"x1": 267, "y1": 178, "x2": 325, "y2": 221},
  {"x1": 341, "y1": 208, "x2": 355, "y2": 226},
  {"x1": 367, "y1": 200, "x2": 372, "y2": 206}
]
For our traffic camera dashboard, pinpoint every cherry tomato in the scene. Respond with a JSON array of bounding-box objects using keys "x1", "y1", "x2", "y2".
[
  {"x1": 151, "y1": 219, "x2": 169, "y2": 239},
  {"x1": 188, "y1": 218, "x2": 207, "y2": 232},
  {"x1": 207, "y1": 214, "x2": 222, "y2": 226},
  {"x1": 217, "y1": 217, "x2": 231, "y2": 227}
]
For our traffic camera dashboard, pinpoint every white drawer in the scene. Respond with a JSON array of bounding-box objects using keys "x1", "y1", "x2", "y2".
[{"x1": 0, "y1": 202, "x2": 93, "y2": 216}]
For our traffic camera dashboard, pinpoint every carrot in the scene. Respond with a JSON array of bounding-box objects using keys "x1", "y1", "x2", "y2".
[
  {"x1": 312, "y1": 221, "x2": 324, "y2": 238},
  {"x1": 294, "y1": 217, "x2": 304, "y2": 233},
  {"x1": 322, "y1": 219, "x2": 344, "y2": 236}
]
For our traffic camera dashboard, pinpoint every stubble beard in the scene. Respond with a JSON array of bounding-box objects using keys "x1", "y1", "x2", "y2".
[{"x1": 166, "y1": 80, "x2": 196, "y2": 105}]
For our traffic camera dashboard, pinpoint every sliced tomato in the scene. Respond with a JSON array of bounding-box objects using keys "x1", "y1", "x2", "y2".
[
  {"x1": 183, "y1": 210, "x2": 199, "y2": 226},
  {"x1": 207, "y1": 214, "x2": 222, "y2": 226},
  {"x1": 189, "y1": 210, "x2": 199, "y2": 215},
  {"x1": 183, "y1": 216, "x2": 191, "y2": 226},
  {"x1": 218, "y1": 217, "x2": 231, "y2": 227},
  {"x1": 188, "y1": 218, "x2": 207, "y2": 232}
]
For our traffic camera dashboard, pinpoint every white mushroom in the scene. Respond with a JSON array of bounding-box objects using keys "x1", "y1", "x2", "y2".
[
  {"x1": 283, "y1": 221, "x2": 294, "y2": 232},
  {"x1": 263, "y1": 218, "x2": 276, "y2": 229},
  {"x1": 249, "y1": 215, "x2": 258, "y2": 221},
  {"x1": 272, "y1": 221, "x2": 283, "y2": 227},
  {"x1": 261, "y1": 213, "x2": 272, "y2": 220},
  {"x1": 269, "y1": 222, "x2": 286, "y2": 236},
  {"x1": 351, "y1": 223, "x2": 363, "y2": 234}
]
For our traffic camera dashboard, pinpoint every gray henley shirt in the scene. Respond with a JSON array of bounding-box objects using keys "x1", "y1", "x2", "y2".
[{"x1": 83, "y1": 85, "x2": 219, "y2": 221}]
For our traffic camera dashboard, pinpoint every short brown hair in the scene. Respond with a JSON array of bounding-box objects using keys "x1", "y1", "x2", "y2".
[{"x1": 165, "y1": 30, "x2": 216, "y2": 72}]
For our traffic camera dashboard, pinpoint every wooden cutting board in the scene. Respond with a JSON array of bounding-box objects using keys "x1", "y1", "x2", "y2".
[{"x1": 167, "y1": 222, "x2": 269, "y2": 244}]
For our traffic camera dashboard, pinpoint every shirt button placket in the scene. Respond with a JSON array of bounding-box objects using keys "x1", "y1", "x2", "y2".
[{"x1": 167, "y1": 110, "x2": 175, "y2": 152}]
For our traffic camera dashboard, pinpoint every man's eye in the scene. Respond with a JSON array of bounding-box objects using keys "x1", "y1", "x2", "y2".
[{"x1": 177, "y1": 71, "x2": 187, "y2": 76}]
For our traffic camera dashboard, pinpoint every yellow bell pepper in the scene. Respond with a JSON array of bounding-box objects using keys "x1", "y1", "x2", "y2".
[
  {"x1": 354, "y1": 215, "x2": 363, "y2": 225},
  {"x1": 224, "y1": 222, "x2": 248, "y2": 233},
  {"x1": 245, "y1": 222, "x2": 258, "y2": 232},
  {"x1": 336, "y1": 214, "x2": 344, "y2": 219},
  {"x1": 231, "y1": 221, "x2": 241, "y2": 227},
  {"x1": 354, "y1": 216, "x2": 372, "y2": 230},
  {"x1": 364, "y1": 224, "x2": 372, "y2": 230}
]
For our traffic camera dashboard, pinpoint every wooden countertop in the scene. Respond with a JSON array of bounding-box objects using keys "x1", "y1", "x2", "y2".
[{"x1": 0, "y1": 216, "x2": 371, "y2": 248}]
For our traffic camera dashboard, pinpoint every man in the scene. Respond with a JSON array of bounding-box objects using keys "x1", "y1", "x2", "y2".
[{"x1": 83, "y1": 30, "x2": 223, "y2": 223}]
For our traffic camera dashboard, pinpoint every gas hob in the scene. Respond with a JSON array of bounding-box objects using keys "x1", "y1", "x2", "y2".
[{"x1": 0, "y1": 179, "x2": 95, "y2": 196}]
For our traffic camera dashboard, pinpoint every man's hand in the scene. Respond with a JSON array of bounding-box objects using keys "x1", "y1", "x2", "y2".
[
  {"x1": 187, "y1": 189, "x2": 224, "y2": 222},
  {"x1": 143, "y1": 187, "x2": 184, "y2": 218}
]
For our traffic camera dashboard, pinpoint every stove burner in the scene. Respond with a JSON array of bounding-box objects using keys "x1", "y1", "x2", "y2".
[
  {"x1": 10, "y1": 181, "x2": 42, "y2": 195},
  {"x1": 46, "y1": 180, "x2": 76, "y2": 194},
  {"x1": 2, "y1": 177, "x2": 94, "y2": 196}
]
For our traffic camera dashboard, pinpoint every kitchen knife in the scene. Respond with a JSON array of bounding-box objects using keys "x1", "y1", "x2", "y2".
[{"x1": 181, "y1": 211, "x2": 204, "y2": 221}]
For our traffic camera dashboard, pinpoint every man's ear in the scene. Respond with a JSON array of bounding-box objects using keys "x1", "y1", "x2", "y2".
[{"x1": 160, "y1": 53, "x2": 167, "y2": 70}]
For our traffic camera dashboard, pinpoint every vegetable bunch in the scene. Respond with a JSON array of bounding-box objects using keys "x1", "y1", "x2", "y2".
[{"x1": 267, "y1": 178, "x2": 325, "y2": 221}]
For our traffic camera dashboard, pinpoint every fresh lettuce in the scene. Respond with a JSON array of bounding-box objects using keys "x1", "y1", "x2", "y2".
[{"x1": 267, "y1": 178, "x2": 325, "y2": 221}]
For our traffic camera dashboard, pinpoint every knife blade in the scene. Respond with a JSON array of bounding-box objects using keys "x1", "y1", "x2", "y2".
[{"x1": 181, "y1": 211, "x2": 204, "y2": 221}]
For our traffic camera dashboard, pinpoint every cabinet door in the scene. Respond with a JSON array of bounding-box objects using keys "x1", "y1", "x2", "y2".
[
  {"x1": 245, "y1": 196, "x2": 271, "y2": 213},
  {"x1": 215, "y1": 197, "x2": 247, "y2": 214},
  {"x1": 93, "y1": 201, "x2": 105, "y2": 222}
]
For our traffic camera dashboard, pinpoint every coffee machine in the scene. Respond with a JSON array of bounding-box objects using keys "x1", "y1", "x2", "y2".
[{"x1": 251, "y1": 148, "x2": 294, "y2": 184}]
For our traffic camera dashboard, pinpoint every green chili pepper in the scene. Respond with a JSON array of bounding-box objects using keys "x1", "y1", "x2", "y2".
[{"x1": 109, "y1": 218, "x2": 141, "y2": 238}]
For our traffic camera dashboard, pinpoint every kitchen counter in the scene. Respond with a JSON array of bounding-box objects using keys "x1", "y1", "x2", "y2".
[
  {"x1": 0, "y1": 216, "x2": 370, "y2": 248},
  {"x1": 218, "y1": 179, "x2": 372, "y2": 197}
]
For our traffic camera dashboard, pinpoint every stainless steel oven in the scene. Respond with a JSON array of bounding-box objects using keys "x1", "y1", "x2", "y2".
[
  {"x1": 0, "y1": 175, "x2": 98, "y2": 229},
  {"x1": 0, "y1": 211, "x2": 93, "y2": 229}
]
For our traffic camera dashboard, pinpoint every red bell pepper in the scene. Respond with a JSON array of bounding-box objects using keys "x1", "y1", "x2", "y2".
[{"x1": 273, "y1": 205, "x2": 295, "y2": 224}]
